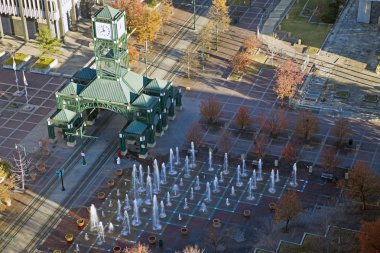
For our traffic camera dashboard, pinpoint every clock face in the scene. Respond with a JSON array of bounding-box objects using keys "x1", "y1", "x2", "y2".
[
  {"x1": 95, "y1": 22, "x2": 112, "y2": 40},
  {"x1": 117, "y1": 17, "x2": 126, "y2": 38}
]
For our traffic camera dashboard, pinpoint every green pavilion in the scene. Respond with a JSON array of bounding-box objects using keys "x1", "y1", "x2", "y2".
[{"x1": 47, "y1": 6, "x2": 182, "y2": 158}]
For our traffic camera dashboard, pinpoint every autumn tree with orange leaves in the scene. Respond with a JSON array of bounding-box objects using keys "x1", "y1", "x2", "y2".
[
  {"x1": 294, "y1": 110, "x2": 319, "y2": 143},
  {"x1": 332, "y1": 118, "x2": 352, "y2": 149},
  {"x1": 274, "y1": 60, "x2": 305, "y2": 104},
  {"x1": 235, "y1": 105, "x2": 252, "y2": 129},
  {"x1": 320, "y1": 146, "x2": 341, "y2": 174},
  {"x1": 230, "y1": 51, "x2": 251, "y2": 73},
  {"x1": 275, "y1": 190, "x2": 302, "y2": 233},
  {"x1": 281, "y1": 143, "x2": 297, "y2": 164},
  {"x1": 218, "y1": 127, "x2": 232, "y2": 153},
  {"x1": 258, "y1": 109, "x2": 288, "y2": 138},
  {"x1": 343, "y1": 161, "x2": 380, "y2": 210},
  {"x1": 242, "y1": 34, "x2": 262, "y2": 55},
  {"x1": 111, "y1": 0, "x2": 144, "y2": 31},
  {"x1": 200, "y1": 96, "x2": 221, "y2": 125},
  {"x1": 358, "y1": 219, "x2": 380, "y2": 253},
  {"x1": 252, "y1": 134, "x2": 267, "y2": 159},
  {"x1": 128, "y1": 44, "x2": 139, "y2": 65},
  {"x1": 186, "y1": 122, "x2": 203, "y2": 149}
]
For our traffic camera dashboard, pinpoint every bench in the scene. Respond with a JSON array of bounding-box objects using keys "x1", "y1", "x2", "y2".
[{"x1": 321, "y1": 172, "x2": 334, "y2": 181}]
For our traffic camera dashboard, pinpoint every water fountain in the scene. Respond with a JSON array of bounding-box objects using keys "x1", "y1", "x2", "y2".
[
  {"x1": 194, "y1": 176, "x2": 201, "y2": 190},
  {"x1": 166, "y1": 192, "x2": 172, "y2": 206},
  {"x1": 208, "y1": 149, "x2": 214, "y2": 171},
  {"x1": 116, "y1": 189, "x2": 120, "y2": 197},
  {"x1": 241, "y1": 159, "x2": 248, "y2": 177},
  {"x1": 124, "y1": 194, "x2": 131, "y2": 211},
  {"x1": 223, "y1": 153, "x2": 229, "y2": 175},
  {"x1": 268, "y1": 169, "x2": 276, "y2": 193},
  {"x1": 97, "y1": 221, "x2": 105, "y2": 245},
  {"x1": 257, "y1": 159, "x2": 263, "y2": 181},
  {"x1": 131, "y1": 199, "x2": 141, "y2": 226},
  {"x1": 251, "y1": 170, "x2": 257, "y2": 189},
  {"x1": 213, "y1": 176, "x2": 220, "y2": 193},
  {"x1": 172, "y1": 184, "x2": 180, "y2": 197},
  {"x1": 152, "y1": 195, "x2": 162, "y2": 230},
  {"x1": 101, "y1": 210, "x2": 105, "y2": 218},
  {"x1": 147, "y1": 165, "x2": 151, "y2": 177},
  {"x1": 180, "y1": 178, "x2": 184, "y2": 187},
  {"x1": 231, "y1": 186, "x2": 236, "y2": 197},
  {"x1": 276, "y1": 169, "x2": 280, "y2": 183},
  {"x1": 184, "y1": 156, "x2": 191, "y2": 178},
  {"x1": 290, "y1": 163, "x2": 298, "y2": 187},
  {"x1": 200, "y1": 202, "x2": 207, "y2": 213},
  {"x1": 84, "y1": 233, "x2": 89, "y2": 241},
  {"x1": 161, "y1": 163, "x2": 167, "y2": 184},
  {"x1": 121, "y1": 210, "x2": 131, "y2": 236},
  {"x1": 178, "y1": 213, "x2": 182, "y2": 221},
  {"x1": 115, "y1": 199, "x2": 123, "y2": 222},
  {"x1": 153, "y1": 160, "x2": 160, "y2": 194},
  {"x1": 90, "y1": 204, "x2": 99, "y2": 231},
  {"x1": 108, "y1": 222, "x2": 114, "y2": 233},
  {"x1": 108, "y1": 199, "x2": 113, "y2": 208},
  {"x1": 169, "y1": 154, "x2": 177, "y2": 175},
  {"x1": 145, "y1": 175, "x2": 153, "y2": 205},
  {"x1": 131, "y1": 165, "x2": 140, "y2": 202},
  {"x1": 190, "y1": 142, "x2": 196, "y2": 168},
  {"x1": 236, "y1": 165, "x2": 243, "y2": 187},
  {"x1": 175, "y1": 146, "x2": 181, "y2": 165},
  {"x1": 219, "y1": 172, "x2": 224, "y2": 183},
  {"x1": 183, "y1": 198, "x2": 189, "y2": 209},
  {"x1": 205, "y1": 182, "x2": 212, "y2": 202},
  {"x1": 190, "y1": 187, "x2": 194, "y2": 200},
  {"x1": 226, "y1": 198, "x2": 231, "y2": 206},
  {"x1": 169, "y1": 148, "x2": 174, "y2": 169},
  {"x1": 75, "y1": 243, "x2": 80, "y2": 252},
  {"x1": 138, "y1": 165, "x2": 145, "y2": 193},
  {"x1": 247, "y1": 179, "x2": 255, "y2": 200},
  {"x1": 160, "y1": 200, "x2": 166, "y2": 218}
]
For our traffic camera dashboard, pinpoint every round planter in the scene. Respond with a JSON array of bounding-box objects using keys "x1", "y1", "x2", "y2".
[
  {"x1": 113, "y1": 245, "x2": 122, "y2": 253},
  {"x1": 148, "y1": 236, "x2": 157, "y2": 245},
  {"x1": 97, "y1": 192, "x2": 106, "y2": 200},
  {"x1": 180, "y1": 227, "x2": 188, "y2": 235},
  {"x1": 243, "y1": 210, "x2": 251, "y2": 218},
  {"x1": 269, "y1": 202, "x2": 277, "y2": 211},
  {"x1": 115, "y1": 169, "x2": 123, "y2": 177},
  {"x1": 107, "y1": 179, "x2": 115, "y2": 188},
  {"x1": 212, "y1": 218, "x2": 221, "y2": 228},
  {"x1": 76, "y1": 218, "x2": 85, "y2": 228},
  {"x1": 65, "y1": 234, "x2": 73, "y2": 242}
]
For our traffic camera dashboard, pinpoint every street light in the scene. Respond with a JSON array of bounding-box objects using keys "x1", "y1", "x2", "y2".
[{"x1": 56, "y1": 168, "x2": 65, "y2": 191}]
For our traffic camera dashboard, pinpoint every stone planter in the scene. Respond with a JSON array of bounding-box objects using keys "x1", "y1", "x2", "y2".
[
  {"x1": 65, "y1": 233, "x2": 73, "y2": 243},
  {"x1": 243, "y1": 210, "x2": 251, "y2": 218},
  {"x1": 269, "y1": 203, "x2": 277, "y2": 211},
  {"x1": 76, "y1": 218, "x2": 85, "y2": 228},
  {"x1": 107, "y1": 179, "x2": 115, "y2": 188},
  {"x1": 37, "y1": 163, "x2": 46, "y2": 173},
  {"x1": 148, "y1": 236, "x2": 157, "y2": 245},
  {"x1": 53, "y1": 250, "x2": 61, "y2": 253},
  {"x1": 180, "y1": 227, "x2": 188, "y2": 235},
  {"x1": 212, "y1": 218, "x2": 221, "y2": 228},
  {"x1": 97, "y1": 192, "x2": 106, "y2": 200},
  {"x1": 115, "y1": 169, "x2": 123, "y2": 177},
  {"x1": 113, "y1": 245, "x2": 122, "y2": 253}
]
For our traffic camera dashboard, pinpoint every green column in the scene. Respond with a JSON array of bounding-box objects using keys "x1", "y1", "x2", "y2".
[
  {"x1": 119, "y1": 133, "x2": 127, "y2": 155},
  {"x1": 139, "y1": 138, "x2": 147, "y2": 159},
  {"x1": 176, "y1": 89, "x2": 183, "y2": 109},
  {"x1": 48, "y1": 125, "x2": 56, "y2": 140},
  {"x1": 168, "y1": 98, "x2": 175, "y2": 118},
  {"x1": 156, "y1": 114, "x2": 163, "y2": 135},
  {"x1": 162, "y1": 110, "x2": 168, "y2": 130},
  {"x1": 147, "y1": 125, "x2": 156, "y2": 147}
]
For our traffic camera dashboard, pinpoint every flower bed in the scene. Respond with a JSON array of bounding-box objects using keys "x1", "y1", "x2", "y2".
[
  {"x1": 4, "y1": 53, "x2": 32, "y2": 70},
  {"x1": 31, "y1": 57, "x2": 58, "y2": 74},
  {"x1": 334, "y1": 90, "x2": 350, "y2": 99}
]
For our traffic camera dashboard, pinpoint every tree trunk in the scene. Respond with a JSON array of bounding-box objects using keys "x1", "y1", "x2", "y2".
[
  {"x1": 285, "y1": 219, "x2": 290, "y2": 233},
  {"x1": 361, "y1": 193, "x2": 366, "y2": 210}
]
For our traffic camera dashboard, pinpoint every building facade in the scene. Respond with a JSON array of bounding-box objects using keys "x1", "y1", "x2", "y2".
[
  {"x1": 358, "y1": 0, "x2": 380, "y2": 23},
  {"x1": 0, "y1": 0, "x2": 80, "y2": 41}
]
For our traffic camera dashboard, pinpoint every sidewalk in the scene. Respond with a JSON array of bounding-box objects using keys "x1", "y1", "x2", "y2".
[{"x1": 261, "y1": 0, "x2": 295, "y2": 35}]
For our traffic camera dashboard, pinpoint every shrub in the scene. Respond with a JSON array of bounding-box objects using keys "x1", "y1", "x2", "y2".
[{"x1": 5, "y1": 53, "x2": 30, "y2": 66}]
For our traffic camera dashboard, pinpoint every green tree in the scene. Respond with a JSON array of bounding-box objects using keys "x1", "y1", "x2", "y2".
[
  {"x1": 208, "y1": 0, "x2": 230, "y2": 51},
  {"x1": 35, "y1": 27, "x2": 62, "y2": 57}
]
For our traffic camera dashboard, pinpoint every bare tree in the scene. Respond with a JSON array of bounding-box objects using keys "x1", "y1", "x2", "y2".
[
  {"x1": 200, "y1": 96, "x2": 221, "y2": 125},
  {"x1": 332, "y1": 118, "x2": 352, "y2": 149},
  {"x1": 182, "y1": 47, "x2": 197, "y2": 78},
  {"x1": 281, "y1": 143, "x2": 297, "y2": 164},
  {"x1": 234, "y1": 105, "x2": 252, "y2": 129},
  {"x1": 218, "y1": 127, "x2": 232, "y2": 153},
  {"x1": 258, "y1": 109, "x2": 288, "y2": 138},
  {"x1": 186, "y1": 122, "x2": 204, "y2": 149},
  {"x1": 12, "y1": 144, "x2": 32, "y2": 192},
  {"x1": 252, "y1": 134, "x2": 268, "y2": 159},
  {"x1": 208, "y1": 0, "x2": 230, "y2": 50},
  {"x1": 274, "y1": 190, "x2": 302, "y2": 233},
  {"x1": 320, "y1": 146, "x2": 341, "y2": 174},
  {"x1": 294, "y1": 110, "x2": 319, "y2": 143}
]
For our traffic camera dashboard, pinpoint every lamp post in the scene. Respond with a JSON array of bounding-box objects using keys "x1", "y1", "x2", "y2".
[
  {"x1": 179, "y1": 0, "x2": 209, "y2": 30},
  {"x1": 56, "y1": 168, "x2": 65, "y2": 191}
]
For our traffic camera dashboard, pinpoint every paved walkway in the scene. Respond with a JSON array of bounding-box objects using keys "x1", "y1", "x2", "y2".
[{"x1": 261, "y1": 0, "x2": 295, "y2": 35}]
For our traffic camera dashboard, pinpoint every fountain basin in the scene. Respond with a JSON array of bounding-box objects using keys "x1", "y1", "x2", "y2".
[
  {"x1": 180, "y1": 227, "x2": 188, "y2": 235},
  {"x1": 76, "y1": 218, "x2": 85, "y2": 228},
  {"x1": 243, "y1": 210, "x2": 251, "y2": 218},
  {"x1": 97, "y1": 192, "x2": 106, "y2": 200},
  {"x1": 113, "y1": 245, "x2": 122, "y2": 253},
  {"x1": 212, "y1": 218, "x2": 221, "y2": 228},
  {"x1": 107, "y1": 179, "x2": 115, "y2": 188},
  {"x1": 115, "y1": 169, "x2": 123, "y2": 177},
  {"x1": 148, "y1": 236, "x2": 157, "y2": 245},
  {"x1": 65, "y1": 233, "x2": 73, "y2": 243},
  {"x1": 269, "y1": 202, "x2": 277, "y2": 211}
]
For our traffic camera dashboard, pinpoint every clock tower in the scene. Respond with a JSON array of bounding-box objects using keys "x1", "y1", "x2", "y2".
[{"x1": 92, "y1": 6, "x2": 129, "y2": 81}]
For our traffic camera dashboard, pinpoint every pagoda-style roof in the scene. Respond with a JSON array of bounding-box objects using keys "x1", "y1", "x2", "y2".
[
  {"x1": 145, "y1": 78, "x2": 172, "y2": 92},
  {"x1": 124, "y1": 120, "x2": 147, "y2": 135},
  {"x1": 122, "y1": 71, "x2": 151, "y2": 93},
  {"x1": 51, "y1": 109, "x2": 78, "y2": 123},
  {"x1": 132, "y1": 94, "x2": 158, "y2": 108},
  {"x1": 72, "y1": 68, "x2": 96, "y2": 85},
  {"x1": 79, "y1": 78, "x2": 137, "y2": 104},
  {"x1": 94, "y1": 6, "x2": 122, "y2": 20},
  {"x1": 58, "y1": 82, "x2": 84, "y2": 96}
]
